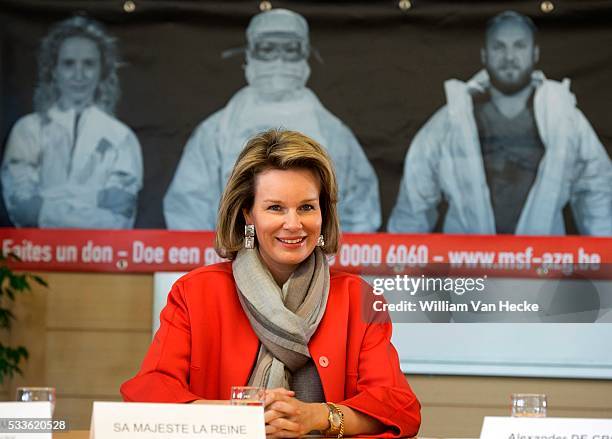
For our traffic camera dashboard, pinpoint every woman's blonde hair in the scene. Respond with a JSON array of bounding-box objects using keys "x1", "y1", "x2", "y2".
[{"x1": 215, "y1": 129, "x2": 340, "y2": 260}]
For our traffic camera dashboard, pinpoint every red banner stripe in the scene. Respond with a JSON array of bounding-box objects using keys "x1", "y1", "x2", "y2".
[{"x1": 0, "y1": 229, "x2": 610, "y2": 279}]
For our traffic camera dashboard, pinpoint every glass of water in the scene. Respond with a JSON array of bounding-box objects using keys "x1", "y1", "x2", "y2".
[
  {"x1": 511, "y1": 393, "x2": 547, "y2": 417},
  {"x1": 16, "y1": 387, "x2": 56, "y2": 414},
  {"x1": 230, "y1": 386, "x2": 265, "y2": 406}
]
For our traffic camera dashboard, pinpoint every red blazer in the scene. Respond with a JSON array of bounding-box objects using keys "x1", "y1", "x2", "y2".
[{"x1": 121, "y1": 263, "x2": 421, "y2": 437}]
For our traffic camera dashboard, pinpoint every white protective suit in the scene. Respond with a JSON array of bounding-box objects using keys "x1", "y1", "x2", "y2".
[
  {"x1": 388, "y1": 70, "x2": 612, "y2": 236},
  {"x1": 1, "y1": 105, "x2": 143, "y2": 228},
  {"x1": 164, "y1": 86, "x2": 381, "y2": 232}
]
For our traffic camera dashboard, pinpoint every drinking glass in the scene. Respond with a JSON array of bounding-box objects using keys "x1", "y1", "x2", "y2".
[
  {"x1": 511, "y1": 393, "x2": 547, "y2": 417},
  {"x1": 16, "y1": 387, "x2": 56, "y2": 415},
  {"x1": 230, "y1": 386, "x2": 265, "y2": 406}
]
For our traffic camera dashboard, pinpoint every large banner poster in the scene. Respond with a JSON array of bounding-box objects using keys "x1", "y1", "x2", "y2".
[
  {"x1": 1, "y1": 0, "x2": 611, "y2": 273},
  {"x1": 2, "y1": 1, "x2": 612, "y2": 378}
]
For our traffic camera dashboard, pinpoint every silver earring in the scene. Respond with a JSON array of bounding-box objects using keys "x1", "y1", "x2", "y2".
[
  {"x1": 244, "y1": 224, "x2": 255, "y2": 249},
  {"x1": 316, "y1": 235, "x2": 325, "y2": 247}
]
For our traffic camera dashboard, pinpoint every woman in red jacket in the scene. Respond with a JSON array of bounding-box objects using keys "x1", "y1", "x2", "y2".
[{"x1": 121, "y1": 129, "x2": 421, "y2": 438}]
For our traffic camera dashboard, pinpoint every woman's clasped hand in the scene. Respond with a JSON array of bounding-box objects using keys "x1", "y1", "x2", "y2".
[{"x1": 265, "y1": 388, "x2": 321, "y2": 438}]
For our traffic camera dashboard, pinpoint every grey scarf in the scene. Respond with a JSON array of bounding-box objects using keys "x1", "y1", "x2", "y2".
[{"x1": 233, "y1": 247, "x2": 330, "y2": 389}]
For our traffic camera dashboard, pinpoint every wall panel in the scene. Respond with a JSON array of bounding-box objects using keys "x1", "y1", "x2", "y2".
[
  {"x1": 46, "y1": 330, "x2": 150, "y2": 396},
  {"x1": 45, "y1": 273, "x2": 152, "y2": 331}
]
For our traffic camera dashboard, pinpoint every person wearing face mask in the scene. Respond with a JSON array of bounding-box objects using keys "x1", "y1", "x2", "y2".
[
  {"x1": 163, "y1": 8, "x2": 381, "y2": 232},
  {"x1": 388, "y1": 10, "x2": 612, "y2": 236},
  {"x1": 1, "y1": 16, "x2": 143, "y2": 228}
]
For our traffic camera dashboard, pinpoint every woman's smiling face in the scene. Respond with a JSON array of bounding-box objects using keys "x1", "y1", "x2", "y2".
[
  {"x1": 54, "y1": 36, "x2": 101, "y2": 111},
  {"x1": 243, "y1": 167, "x2": 322, "y2": 285}
]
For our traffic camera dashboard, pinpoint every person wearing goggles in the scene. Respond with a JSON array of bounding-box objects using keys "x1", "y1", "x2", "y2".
[{"x1": 164, "y1": 8, "x2": 381, "y2": 233}]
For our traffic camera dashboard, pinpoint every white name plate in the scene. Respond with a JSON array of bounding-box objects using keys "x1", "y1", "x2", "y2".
[
  {"x1": 0, "y1": 402, "x2": 52, "y2": 439},
  {"x1": 481, "y1": 416, "x2": 612, "y2": 439},
  {"x1": 90, "y1": 402, "x2": 265, "y2": 439}
]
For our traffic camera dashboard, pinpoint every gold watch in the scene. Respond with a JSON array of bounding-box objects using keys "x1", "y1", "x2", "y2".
[{"x1": 323, "y1": 402, "x2": 344, "y2": 438}]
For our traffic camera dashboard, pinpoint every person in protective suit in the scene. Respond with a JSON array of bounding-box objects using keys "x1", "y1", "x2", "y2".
[
  {"x1": 388, "y1": 11, "x2": 612, "y2": 236},
  {"x1": 1, "y1": 16, "x2": 143, "y2": 229},
  {"x1": 164, "y1": 8, "x2": 381, "y2": 232}
]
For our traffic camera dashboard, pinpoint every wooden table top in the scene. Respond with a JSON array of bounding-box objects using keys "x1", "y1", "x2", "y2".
[{"x1": 54, "y1": 431, "x2": 89, "y2": 439}]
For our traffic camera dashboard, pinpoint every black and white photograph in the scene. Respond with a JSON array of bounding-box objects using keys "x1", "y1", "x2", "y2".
[
  {"x1": 164, "y1": 8, "x2": 381, "y2": 232},
  {"x1": 1, "y1": 16, "x2": 143, "y2": 229},
  {"x1": 387, "y1": 11, "x2": 612, "y2": 235}
]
